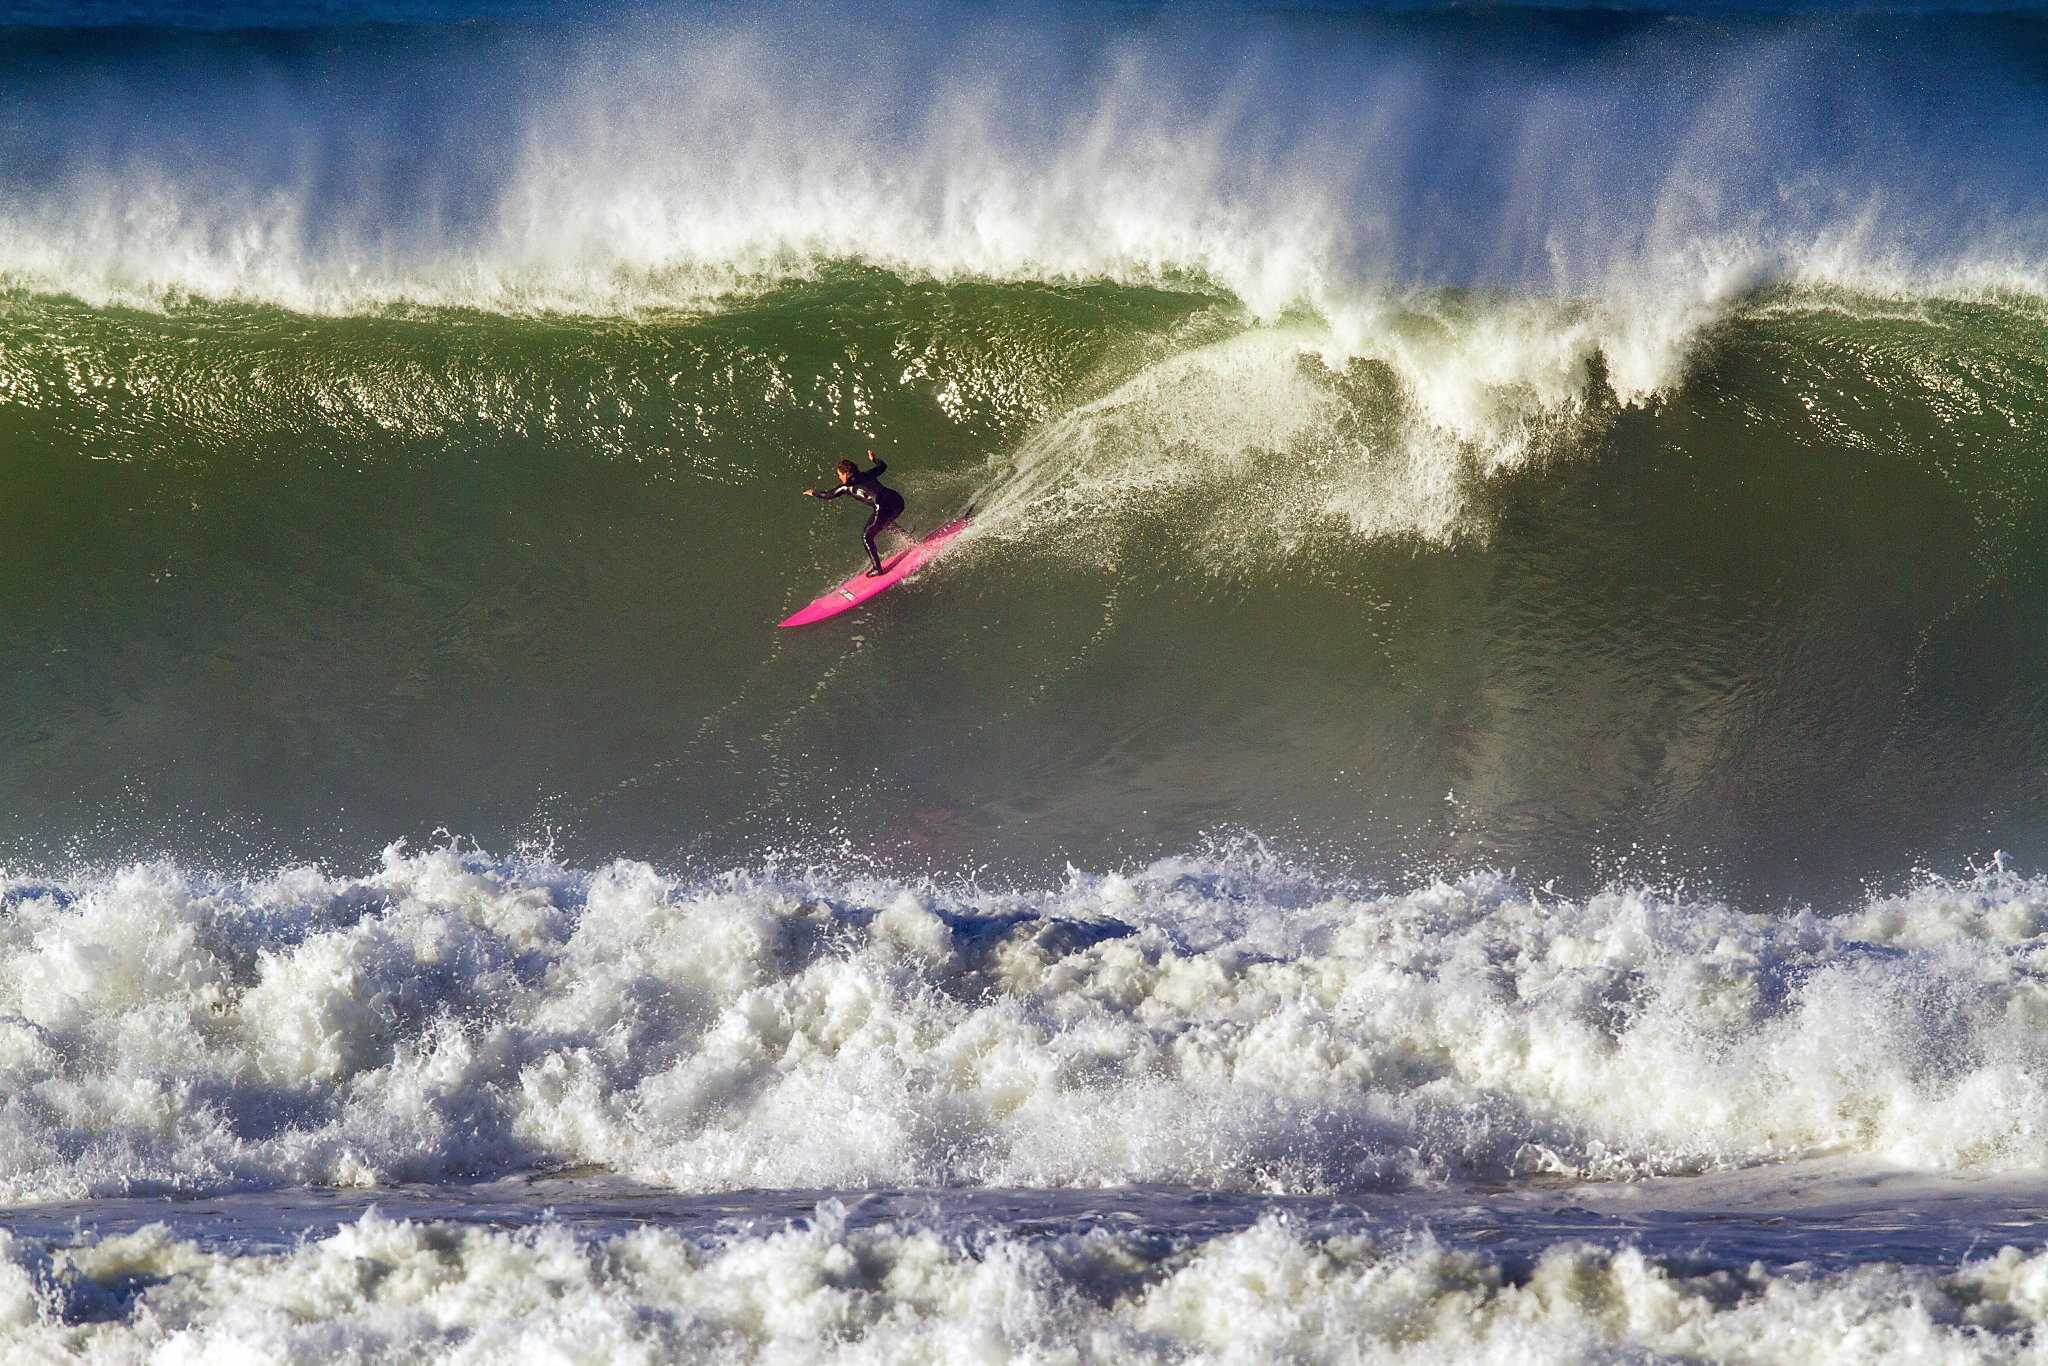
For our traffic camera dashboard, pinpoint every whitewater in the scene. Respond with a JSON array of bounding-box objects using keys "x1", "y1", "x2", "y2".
[
  {"x1": 7, "y1": 845, "x2": 2048, "y2": 1359},
  {"x1": 3, "y1": 0, "x2": 2048, "y2": 1359}
]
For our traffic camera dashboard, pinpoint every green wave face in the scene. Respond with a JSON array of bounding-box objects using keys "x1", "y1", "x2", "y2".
[{"x1": 1, "y1": 275, "x2": 2043, "y2": 899}]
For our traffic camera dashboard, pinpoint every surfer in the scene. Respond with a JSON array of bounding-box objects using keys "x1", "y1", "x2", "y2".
[{"x1": 803, "y1": 449, "x2": 905, "y2": 576}]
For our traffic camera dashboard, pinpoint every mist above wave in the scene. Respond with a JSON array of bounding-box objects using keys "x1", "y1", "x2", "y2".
[
  {"x1": 0, "y1": 2, "x2": 2042, "y2": 323},
  {"x1": 1, "y1": 841, "x2": 2045, "y2": 1204}
]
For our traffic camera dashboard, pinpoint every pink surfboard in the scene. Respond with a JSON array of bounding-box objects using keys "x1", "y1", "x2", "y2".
[{"x1": 778, "y1": 514, "x2": 973, "y2": 627}]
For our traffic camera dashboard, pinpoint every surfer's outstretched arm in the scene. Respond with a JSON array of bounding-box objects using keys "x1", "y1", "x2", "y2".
[{"x1": 804, "y1": 486, "x2": 850, "y2": 500}]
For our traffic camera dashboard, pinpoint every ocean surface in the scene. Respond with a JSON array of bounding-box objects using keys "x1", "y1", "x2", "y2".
[{"x1": 2, "y1": 0, "x2": 2047, "y2": 1359}]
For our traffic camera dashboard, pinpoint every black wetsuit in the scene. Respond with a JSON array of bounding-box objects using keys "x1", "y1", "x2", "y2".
[{"x1": 814, "y1": 461, "x2": 905, "y2": 573}]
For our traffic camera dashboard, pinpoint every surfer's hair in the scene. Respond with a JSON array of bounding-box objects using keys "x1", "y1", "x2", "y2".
[{"x1": 836, "y1": 460, "x2": 859, "y2": 477}]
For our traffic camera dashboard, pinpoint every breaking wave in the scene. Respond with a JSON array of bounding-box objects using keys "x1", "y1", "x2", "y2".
[{"x1": 4, "y1": 842, "x2": 2046, "y2": 1203}]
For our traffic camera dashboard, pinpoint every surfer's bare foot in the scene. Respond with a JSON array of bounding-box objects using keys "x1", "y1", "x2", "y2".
[{"x1": 865, "y1": 566, "x2": 886, "y2": 577}]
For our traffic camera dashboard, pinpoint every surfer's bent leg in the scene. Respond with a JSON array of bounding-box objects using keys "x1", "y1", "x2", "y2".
[
  {"x1": 862, "y1": 510, "x2": 888, "y2": 575},
  {"x1": 862, "y1": 498, "x2": 905, "y2": 576}
]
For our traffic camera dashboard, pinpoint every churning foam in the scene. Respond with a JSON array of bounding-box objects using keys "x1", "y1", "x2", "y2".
[
  {"x1": 7, "y1": 1203, "x2": 2048, "y2": 1361},
  {"x1": 3, "y1": 842, "x2": 2047, "y2": 1205}
]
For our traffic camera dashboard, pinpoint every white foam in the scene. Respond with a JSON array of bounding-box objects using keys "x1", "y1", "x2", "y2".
[
  {"x1": 3, "y1": 843, "x2": 2048, "y2": 1203},
  {"x1": 2, "y1": 1204, "x2": 2045, "y2": 1362}
]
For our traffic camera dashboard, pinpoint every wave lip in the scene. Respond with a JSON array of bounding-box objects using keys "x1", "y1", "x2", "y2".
[{"x1": 2, "y1": 843, "x2": 2046, "y2": 1203}]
